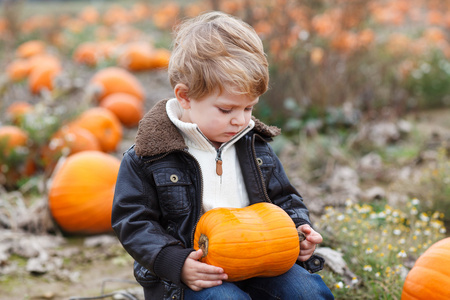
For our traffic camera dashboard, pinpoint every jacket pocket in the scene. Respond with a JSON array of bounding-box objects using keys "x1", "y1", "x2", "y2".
[
  {"x1": 153, "y1": 168, "x2": 193, "y2": 214},
  {"x1": 255, "y1": 152, "x2": 275, "y2": 183}
]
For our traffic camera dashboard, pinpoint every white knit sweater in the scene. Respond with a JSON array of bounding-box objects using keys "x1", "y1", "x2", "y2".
[{"x1": 166, "y1": 98, "x2": 254, "y2": 212}]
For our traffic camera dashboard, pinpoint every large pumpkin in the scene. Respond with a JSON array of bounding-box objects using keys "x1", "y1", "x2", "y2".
[
  {"x1": 48, "y1": 151, "x2": 121, "y2": 235},
  {"x1": 193, "y1": 202, "x2": 300, "y2": 281},
  {"x1": 402, "y1": 237, "x2": 450, "y2": 299}
]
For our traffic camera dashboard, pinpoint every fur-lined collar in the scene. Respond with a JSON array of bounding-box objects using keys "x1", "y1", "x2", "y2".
[{"x1": 134, "y1": 99, "x2": 281, "y2": 157}]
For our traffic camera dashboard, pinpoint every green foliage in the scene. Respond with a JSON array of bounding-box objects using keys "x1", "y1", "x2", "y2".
[
  {"x1": 404, "y1": 147, "x2": 450, "y2": 223},
  {"x1": 404, "y1": 52, "x2": 450, "y2": 109},
  {"x1": 317, "y1": 199, "x2": 446, "y2": 299}
]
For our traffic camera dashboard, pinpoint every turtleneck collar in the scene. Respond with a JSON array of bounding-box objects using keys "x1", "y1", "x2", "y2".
[{"x1": 166, "y1": 98, "x2": 255, "y2": 152}]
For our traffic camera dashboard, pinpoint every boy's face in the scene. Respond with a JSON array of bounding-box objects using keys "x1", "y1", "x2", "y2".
[{"x1": 181, "y1": 89, "x2": 258, "y2": 148}]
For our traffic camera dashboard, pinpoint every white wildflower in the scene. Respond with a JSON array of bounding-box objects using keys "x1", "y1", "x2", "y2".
[
  {"x1": 420, "y1": 213, "x2": 430, "y2": 222},
  {"x1": 397, "y1": 250, "x2": 407, "y2": 258},
  {"x1": 363, "y1": 265, "x2": 373, "y2": 272}
]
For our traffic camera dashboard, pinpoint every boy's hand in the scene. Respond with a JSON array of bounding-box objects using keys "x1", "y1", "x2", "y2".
[
  {"x1": 297, "y1": 224, "x2": 323, "y2": 262},
  {"x1": 181, "y1": 249, "x2": 228, "y2": 291}
]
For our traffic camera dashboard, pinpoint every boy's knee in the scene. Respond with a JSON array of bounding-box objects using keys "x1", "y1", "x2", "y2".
[
  {"x1": 280, "y1": 265, "x2": 334, "y2": 299},
  {"x1": 184, "y1": 283, "x2": 250, "y2": 300}
]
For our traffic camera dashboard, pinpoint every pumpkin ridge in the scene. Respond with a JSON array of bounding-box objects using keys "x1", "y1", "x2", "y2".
[
  {"x1": 403, "y1": 266, "x2": 450, "y2": 297},
  {"x1": 414, "y1": 257, "x2": 450, "y2": 275},
  {"x1": 403, "y1": 280, "x2": 443, "y2": 298},
  {"x1": 409, "y1": 265, "x2": 450, "y2": 279},
  {"x1": 209, "y1": 235, "x2": 298, "y2": 245},
  {"x1": 208, "y1": 251, "x2": 299, "y2": 262},
  {"x1": 207, "y1": 246, "x2": 299, "y2": 260},
  {"x1": 400, "y1": 289, "x2": 416, "y2": 299}
]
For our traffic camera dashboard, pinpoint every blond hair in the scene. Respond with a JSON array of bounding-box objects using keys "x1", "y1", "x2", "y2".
[{"x1": 168, "y1": 11, "x2": 269, "y2": 100}]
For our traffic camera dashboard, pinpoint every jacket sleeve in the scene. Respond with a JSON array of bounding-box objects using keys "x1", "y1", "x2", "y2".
[
  {"x1": 111, "y1": 149, "x2": 193, "y2": 285},
  {"x1": 238, "y1": 134, "x2": 312, "y2": 228}
]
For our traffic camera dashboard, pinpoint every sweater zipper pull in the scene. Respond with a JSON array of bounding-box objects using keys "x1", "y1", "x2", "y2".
[
  {"x1": 216, "y1": 159, "x2": 223, "y2": 176},
  {"x1": 215, "y1": 149, "x2": 223, "y2": 176}
]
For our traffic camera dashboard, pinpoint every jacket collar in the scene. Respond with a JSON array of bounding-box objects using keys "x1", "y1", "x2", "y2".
[{"x1": 134, "y1": 99, "x2": 281, "y2": 157}]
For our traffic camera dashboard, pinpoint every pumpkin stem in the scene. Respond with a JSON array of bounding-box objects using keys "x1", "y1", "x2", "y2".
[{"x1": 198, "y1": 234, "x2": 209, "y2": 258}]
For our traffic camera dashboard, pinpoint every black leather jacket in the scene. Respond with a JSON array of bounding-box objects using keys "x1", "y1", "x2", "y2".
[{"x1": 111, "y1": 100, "x2": 320, "y2": 300}]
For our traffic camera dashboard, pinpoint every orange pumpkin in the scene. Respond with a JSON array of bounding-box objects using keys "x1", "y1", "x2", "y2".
[
  {"x1": 117, "y1": 42, "x2": 155, "y2": 71},
  {"x1": 27, "y1": 54, "x2": 61, "y2": 75},
  {"x1": 193, "y1": 202, "x2": 300, "y2": 281},
  {"x1": 148, "y1": 48, "x2": 171, "y2": 69},
  {"x1": 89, "y1": 67, "x2": 145, "y2": 102},
  {"x1": 73, "y1": 107, "x2": 123, "y2": 153},
  {"x1": 99, "y1": 93, "x2": 144, "y2": 128},
  {"x1": 402, "y1": 237, "x2": 450, "y2": 299},
  {"x1": 6, "y1": 59, "x2": 30, "y2": 81},
  {"x1": 102, "y1": 5, "x2": 131, "y2": 26},
  {"x1": 56, "y1": 125, "x2": 102, "y2": 154},
  {"x1": 41, "y1": 124, "x2": 102, "y2": 170},
  {"x1": 48, "y1": 151, "x2": 121, "y2": 235},
  {"x1": 73, "y1": 42, "x2": 100, "y2": 66},
  {"x1": 6, "y1": 102, "x2": 33, "y2": 124},
  {"x1": 73, "y1": 41, "x2": 118, "y2": 66},
  {"x1": 0, "y1": 125, "x2": 28, "y2": 156},
  {"x1": 16, "y1": 40, "x2": 46, "y2": 58},
  {"x1": 28, "y1": 64, "x2": 62, "y2": 94},
  {"x1": 118, "y1": 44, "x2": 171, "y2": 71},
  {"x1": 27, "y1": 54, "x2": 62, "y2": 94},
  {"x1": 78, "y1": 6, "x2": 100, "y2": 24}
]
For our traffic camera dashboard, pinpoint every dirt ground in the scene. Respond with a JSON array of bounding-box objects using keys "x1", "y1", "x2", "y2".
[
  {"x1": 1, "y1": 256, "x2": 137, "y2": 300},
  {"x1": 0, "y1": 234, "x2": 142, "y2": 300}
]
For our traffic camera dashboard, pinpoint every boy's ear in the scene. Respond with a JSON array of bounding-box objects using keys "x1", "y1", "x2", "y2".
[{"x1": 174, "y1": 83, "x2": 191, "y2": 109}]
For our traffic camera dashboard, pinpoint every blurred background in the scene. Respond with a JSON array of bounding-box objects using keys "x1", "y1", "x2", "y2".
[{"x1": 0, "y1": 0, "x2": 449, "y2": 299}]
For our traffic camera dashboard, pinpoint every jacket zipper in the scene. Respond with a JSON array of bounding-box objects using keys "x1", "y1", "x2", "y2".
[
  {"x1": 186, "y1": 151, "x2": 204, "y2": 249},
  {"x1": 196, "y1": 125, "x2": 251, "y2": 177}
]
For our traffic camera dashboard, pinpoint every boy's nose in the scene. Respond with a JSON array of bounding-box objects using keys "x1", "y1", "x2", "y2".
[{"x1": 231, "y1": 111, "x2": 246, "y2": 126}]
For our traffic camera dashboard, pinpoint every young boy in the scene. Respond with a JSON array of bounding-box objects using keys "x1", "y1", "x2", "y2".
[{"x1": 112, "y1": 11, "x2": 334, "y2": 300}]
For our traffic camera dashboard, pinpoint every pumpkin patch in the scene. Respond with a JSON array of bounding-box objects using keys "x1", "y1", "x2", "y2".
[{"x1": 0, "y1": 0, "x2": 450, "y2": 297}]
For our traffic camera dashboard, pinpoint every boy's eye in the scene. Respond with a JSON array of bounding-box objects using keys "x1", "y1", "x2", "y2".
[
  {"x1": 245, "y1": 107, "x2": 253, "y2": 111},
  {"x1": 219, "y1": 108, "x2": 232, "y2": 114}
]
